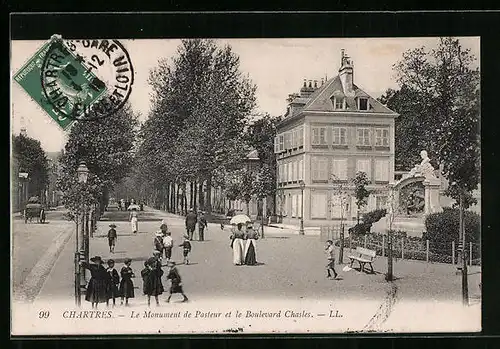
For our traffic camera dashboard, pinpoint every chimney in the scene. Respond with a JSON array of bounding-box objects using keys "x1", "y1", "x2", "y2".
[
  {"x1": 308, "y1": 80, "x2": 312, "y2": 88},
  {"x1": 321, "y1": 78, "x2": 324, "y2": 86},
  {"x1": 314, "y1": 80, "x2": 318, "y2": 88},
  {"x1": 303, "y1": 79, "x2": 307, "y2": 88},
  {"x1": 339, "y1": 49, "x2": 355, "y2": 97}
]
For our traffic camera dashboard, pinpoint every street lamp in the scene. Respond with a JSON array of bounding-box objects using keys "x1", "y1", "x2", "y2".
[
  {"x1": 299, "y1": 180, "x2": 305, "y2": 235},
  {"x1": 75, "y1": 161, "x2": 89, "y2": 306}
]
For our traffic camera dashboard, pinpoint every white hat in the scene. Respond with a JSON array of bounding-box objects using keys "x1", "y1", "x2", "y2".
[{"x1": 155, "y1": 231, "x2": 163, "y2": 236}]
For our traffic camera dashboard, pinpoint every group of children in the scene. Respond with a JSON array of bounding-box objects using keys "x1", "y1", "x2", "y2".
[{"x1": 153, "y1": 220, "x2": 192, "y2": 265}]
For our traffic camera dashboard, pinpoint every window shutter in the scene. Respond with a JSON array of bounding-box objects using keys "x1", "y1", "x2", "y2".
[
  {"x1": 375, "y1": 159, "x2": 389, "y2": 181},
  {"x1": 298, "y1": 159, "x2": 304, "y2": 180},
  {"x1": 312, "y1": 158, "x2": 318, "y2": 180},
  {"x1": 332, "y1": 159, "x2": 348, "y2": 180},
  {"x1": 319, "y1": 159, "x2": 328, "y2": 180},
  {"x1": 274, "y1": 136, "x2": 279, "y2": 153},
  {"x1": 311, "y1": 192, "x2": 327, "y2": 218}
]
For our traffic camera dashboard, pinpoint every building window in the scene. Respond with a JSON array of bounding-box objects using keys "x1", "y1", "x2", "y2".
[
  {"x1": 311, "y1": 192, "x2": 327, "y2": 218},
  {"x1": 278, "y1": 134, "x2": 284, "y2": 152},
  {"x1": 375, "y1": 159, "x2": 389, "y2": 182},
  {"x1": 298, "y1": 159, "x2": 304, "y2": 180},
  {"x1": 311, "y1": 126, "x2": 328, "y2": 145},
  {"x1": 274, "y1": 137, "x2": 279, "y2": 153},
  {"x1": 312, "y1": 157, "x2": 328, "y2": 181},
  {"x1": 375, "y1": 128, "x2": 389, "y2": 147},
  {"x1": 292, "y1": 161, "x2": 297, "y2": 182},
  {"x1": 331, "y1": 158, "x2": 348, "y2": 181},
  {"x1": 334, "y1": 97, "x2": 345, "y2": 110},
  {"x1": 297, "y1": 126, "x2": 304, "y2": 147},
  {"x1": 291, "y1": 194, "x2": 297, "y2": 218},
  {"x1": 356, "y1": 159, "x2": 372, "y2": 179},
  {"x1": 332, "y1": 127, "x2": 347, "y2": 146},
  {"x1": 330, "y1": 195, "x2": 349, "y2": 218},
  {"x1": 357, "y1": 128, "x2": 371, "y2": 146},
  {"x1": 358, "y1": 97, "x2": 369, "y2": 111},
  {"x1": 284, "y1": 132, "x2": 292, "y2": 150},
  {"x1": 291, "y1": 129, "x2": 297, "y2": 148},
  {"x1": 376, "y1": 195, "x2": 388, "y2": 210}
]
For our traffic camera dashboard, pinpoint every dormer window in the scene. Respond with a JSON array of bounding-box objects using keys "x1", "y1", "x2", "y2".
[
  {"x1": 334, "y1": 97, "x2": 346, "y2": 110},
  {"x1": 358, "y1": 97, "x2": 369, "y2": 111}
]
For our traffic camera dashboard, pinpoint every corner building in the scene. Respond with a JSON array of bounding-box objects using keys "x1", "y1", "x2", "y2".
[{"x1": 274, "y1": 50, "x2": 399, "y2": 226}]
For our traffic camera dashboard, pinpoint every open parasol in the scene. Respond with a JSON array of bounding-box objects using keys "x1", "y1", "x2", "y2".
[
  {"x1": 127, "y1": 204, "x2": 141, "y2": 210},
  {"x1": 229, "y1": 214, "x2": 252, "y2": 225}
]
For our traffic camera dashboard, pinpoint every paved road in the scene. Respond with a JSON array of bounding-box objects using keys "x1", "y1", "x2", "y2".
[
  {"x1": 36, "y1": 207, "x2": 389, "y2": 303},
  {"x1": 11, "y1": 210, "x2": 73, "y2": 299}
]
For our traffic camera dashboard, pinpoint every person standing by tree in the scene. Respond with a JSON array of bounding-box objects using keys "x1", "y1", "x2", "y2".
[
  {"x1": 80, "y1": 256, "x2": 109, "y2": 309},
  {"x1": 197, "y1": 211, "x2": 207, "y2": 241}
]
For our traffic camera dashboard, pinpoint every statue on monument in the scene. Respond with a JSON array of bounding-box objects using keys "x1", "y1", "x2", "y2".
[{"x1": 405, "y1": 150, "x2": 437, "y2": 179}]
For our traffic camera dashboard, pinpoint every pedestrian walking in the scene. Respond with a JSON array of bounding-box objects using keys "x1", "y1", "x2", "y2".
[
  {"x1": 153, "y1": 231, "x2": 164, "y2": 258},
  {"x1": 325, "y1": 240, "x2": 339, "y2": 280},
  {"x1": 197, "y1": 211, "x2": 207, "y2": 241},
  {"x1": 107, "y1": 224, "x2": 117, "y2": 253},
  {"x1": 143, "y1": 256, "x2": 164, "y2": 307},
  {"x1": 119, "y1": 258, "x2": 135, "y2": 306},
  {"x1": 166, "y1": 261, "x2": 188, "y2": 303},
  {"x1": 106, "y1": 259, "x2": 120, "y2": 307},
  {"x1": 140, "y1": 261, "x2": 150, "y2": 295},
  {"x1": 185, "y1": 208, "x2": 197, "y2": 240},
  {"x1": 179, "y1": 235, "x2": 192, "y2": 265},
  {"x1": 244, "y1": 223, "x2": 259, "y2": 266},
  {"x1": 80, "y1": 256, "x2": 109, "y2": 309},
  {"x1": 230, "y1": 223, "x2": 245, "y2": 266},
  {"x1": 129, "y1": 207, "x2": 139, "y2": 234},
  {"x1": 162, "y1": 231, "x2": 173, "y2": 262}
]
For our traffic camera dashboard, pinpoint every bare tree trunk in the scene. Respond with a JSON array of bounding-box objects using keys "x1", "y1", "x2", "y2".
[
  {"x1": 205, "y1": 176, "x2": 213, "y2": 215},
  {"x1": 176, "y1": 183, "x2": 181, "y2": 214},
  {"x1": 193, "y1": 181, "x2": 198, "y2": 212},
  {"x1": 166, "y1": 181, "x2": 170, "y2": 212},
  {"x1": 190, "y1": 182, "x2": 194, "y2": 209},
  {"x1": 198, "y1": 180, "x2": 204, "y2": 212}
]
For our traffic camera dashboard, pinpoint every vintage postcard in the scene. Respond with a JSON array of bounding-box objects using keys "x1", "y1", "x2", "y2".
[{"x1": 10, "y1": 32, "x2": 481, "y2": 335}]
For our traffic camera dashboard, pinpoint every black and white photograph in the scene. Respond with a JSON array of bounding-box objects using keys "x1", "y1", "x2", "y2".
[{"x1": 10, "y1": 16, "x2": 481, "y2": 335}]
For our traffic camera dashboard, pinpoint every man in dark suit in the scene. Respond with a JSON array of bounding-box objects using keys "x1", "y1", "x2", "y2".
[{"x1": 185, "y1": 209, "x2": 197, "y2": 240}]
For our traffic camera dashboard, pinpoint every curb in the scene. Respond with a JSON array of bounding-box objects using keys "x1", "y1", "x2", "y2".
[
  {"x1": 362, "y1": 281, "x2": 398, "y2": 332},
  {"x1": 13, "y1": 225, "x2": 74, "y2": 303}
]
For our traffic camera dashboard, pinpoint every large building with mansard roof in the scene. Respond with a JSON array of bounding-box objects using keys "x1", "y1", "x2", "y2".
[{"x1": 274, "y1": 49, "x2": 399, "y2": 225}]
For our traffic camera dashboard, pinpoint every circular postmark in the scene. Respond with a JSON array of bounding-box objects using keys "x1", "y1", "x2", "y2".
[{"x1": 40, "y1": 35, "x2": 134, "y2": 121}]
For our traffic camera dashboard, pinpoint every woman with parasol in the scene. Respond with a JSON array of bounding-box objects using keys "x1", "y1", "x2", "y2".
[{"x1": 80, "y1": 256, "x2": 110, "y2": 308}]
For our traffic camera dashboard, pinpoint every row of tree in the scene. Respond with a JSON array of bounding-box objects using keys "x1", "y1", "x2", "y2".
[{"x1": 119, "y1": 39, "x2": 279, "y2": 216}]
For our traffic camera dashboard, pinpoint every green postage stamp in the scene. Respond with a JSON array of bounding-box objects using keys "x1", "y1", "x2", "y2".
[{"x1": 13, "y1": 36, "x2": 107, "y2": 130}]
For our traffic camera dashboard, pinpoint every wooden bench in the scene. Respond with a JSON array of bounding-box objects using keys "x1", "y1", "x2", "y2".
[{"x1": 348, "y1": 247, "x2": 376, "y2": 273}]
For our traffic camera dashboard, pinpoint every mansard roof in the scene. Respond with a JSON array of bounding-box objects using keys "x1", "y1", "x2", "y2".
[{"x1": 301, "y1": 76, "x2": 397, "y2": 115}]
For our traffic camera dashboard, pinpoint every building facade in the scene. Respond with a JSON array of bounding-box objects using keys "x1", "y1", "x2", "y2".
[{"x1": 274, "y1": 50, "x2": 399, "y2": 225}]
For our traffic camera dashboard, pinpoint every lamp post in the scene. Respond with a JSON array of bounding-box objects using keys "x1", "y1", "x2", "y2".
[
  {"x1": 385, "y1": 185, "x2": 395, "y2": 282},
  {"x1": 299, "y1": 180, "x2": 305, "y2": 235},
  {"x1": 75, "y1": 161, "x2": 89, "y2": 306}
]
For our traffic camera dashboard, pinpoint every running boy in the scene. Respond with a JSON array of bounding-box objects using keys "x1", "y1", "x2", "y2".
[{"x1": 179, "y1": 235, "x2": 192, "y2": 265}]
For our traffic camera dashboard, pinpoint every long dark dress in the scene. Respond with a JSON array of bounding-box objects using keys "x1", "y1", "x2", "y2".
[
  {"x1": 83, "y1": 262, "x2": 110, "y2": 304},
  {"x1": 143, "y1": 262, "x2": 164, "y2": 296},
  {"x1": 119, "y1": 266, "x2": 135, "y2": 298},
  {"x1": 107, "y1": 268, "x2": 120, "y2": 299},
  {"x1": 141, "y1": 267, "x2": 151, "y2": 295},
  {"x1": 167, "y1": 267, "x2": 183, "y2": 294},
  {"x1": 244, "y1": 229, "x2": 259, "y2": 266}
]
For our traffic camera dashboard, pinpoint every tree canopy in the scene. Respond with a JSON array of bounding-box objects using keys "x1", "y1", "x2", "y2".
[
  {"x1": 381, "y1": 37, "x2": 480, "y2": 206},
  {"x1": 12, "y1": 133, "x2": 49, "y2": 198}
]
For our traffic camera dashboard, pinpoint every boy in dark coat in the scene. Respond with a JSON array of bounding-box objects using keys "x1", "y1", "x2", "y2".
[
  {"x1": 107, "y1": 224, "x2": 117, "y2": 253},
  {"x1": 179, "y1": 235, "x2": 192, "y2": 265},
  {"x1": 197, "y1": 211, "x2": 207, "y2": 241},
  {"x1": 106, "y1": 259, "x2": 120, "y2": 306},
  {"x1": 166, "y1": 262, "x2": 188, "y2": 303}
]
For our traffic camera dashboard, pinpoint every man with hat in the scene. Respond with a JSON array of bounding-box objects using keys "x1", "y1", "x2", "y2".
[
  {"x1": 185, "y1": 208, "x2": 197, "y2": 240},
  {"x1": 107, "y1": 224, "x2": 118, "y2": 253},
  {"x1": 153, "y1": 230, "x2": 164, "y2": 259}
]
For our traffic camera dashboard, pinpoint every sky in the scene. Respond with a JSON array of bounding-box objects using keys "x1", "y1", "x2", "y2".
[{"x1": 11, "y1": 37, "x2": 480, "y2": 152}]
